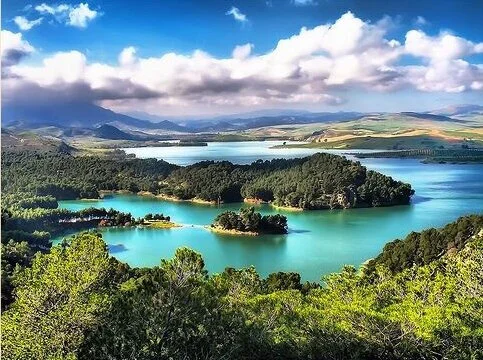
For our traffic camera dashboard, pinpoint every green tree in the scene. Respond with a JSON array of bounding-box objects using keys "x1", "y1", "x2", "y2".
[{"x1": 1, "y1": 233, "x2": 115, "y2": 360}]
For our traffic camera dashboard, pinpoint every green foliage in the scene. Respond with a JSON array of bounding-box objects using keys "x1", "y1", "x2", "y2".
[
  {"x1": 2, "y1": 216, "x2": 482, "y2": 359},
  {"x1": 143, "y1": 213, "x2": 170, "y2": 222},
  {"x1": 162, "y1": 153, "x2": 413, "y2": 209},
  {"x1": 1, "y1": 151, "x2": 178, "y2": 199},
  {"x1": 1, "y1": 240, "x2": 34, "y2": 309},
  {"x1": 2, "y1": 151, "x2": 413, "y2": 210},
  {"x1": 1, "y1": 233, "x2": 117, "y2": 360},
  {"x1": 213, "y1": 207, "x2": 288, "y2": 234},
  {"x1": 81, "y1": 248, "x2": 245, "y2": 360},
  {"x1": 365, "y1": 214, "x2": 483, "y2": 275}
]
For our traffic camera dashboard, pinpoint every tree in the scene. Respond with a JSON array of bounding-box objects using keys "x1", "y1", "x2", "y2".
[
  {"x1": 1, "y1": 233, "x2": 115, "y2": 360},
  {"x1": 81, "y1": 248, "x2": 244, "y2": 360}
]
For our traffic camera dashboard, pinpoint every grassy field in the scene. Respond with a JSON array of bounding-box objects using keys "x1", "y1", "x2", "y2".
[
  {"x1": 248, "y1": 113, "x2": 483, "y2": 150},
  {"x1": 3, "y1": 112, "x2": 482, "y2": 153}
]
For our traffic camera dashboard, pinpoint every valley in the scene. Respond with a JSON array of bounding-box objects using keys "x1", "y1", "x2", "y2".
[{"x1": 3, "y1": 104, "x2": 482, "y2": 157}]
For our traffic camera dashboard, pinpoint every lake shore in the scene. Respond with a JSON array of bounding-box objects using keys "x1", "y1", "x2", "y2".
[
  {"x1": 271, "y1": 204, "x2": 304, "y2": 212},
  {"x1": 156, "y1": 193, "x2": 218, "y2": 205},
  {"x1": 207, "y1": 225, "x2": 258, "y2": 236},
  {"x1": 141, "y1": 220, "x2": 182, "y2": 229},
  {"x1": 244, "y1": 198, "x2": 304, "y2": 212}
]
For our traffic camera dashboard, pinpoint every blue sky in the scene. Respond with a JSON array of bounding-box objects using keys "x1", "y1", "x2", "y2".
[{"x1": 2, "y1": 0, "x2": 482, "y2": 116}]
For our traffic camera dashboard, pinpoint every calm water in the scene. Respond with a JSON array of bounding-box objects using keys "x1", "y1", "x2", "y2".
[
  {"x1": 122, "y1": 140, "x2": 379, "y2": 165},
  {"x1": 58, "y1": 141, "x2": 483, "y2": 281}
]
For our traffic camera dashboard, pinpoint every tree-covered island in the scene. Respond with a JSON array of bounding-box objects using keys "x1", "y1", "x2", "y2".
[
  {"x1": 210, "y1": 207, "x2": 288, "y2": 235},
  {"x1": 2, "y1": 151, "x2": 414, "y2": 210}
]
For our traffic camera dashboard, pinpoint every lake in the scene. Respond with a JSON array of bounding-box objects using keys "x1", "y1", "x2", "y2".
[{"x1": 58, "y1": 141, "x2": 483, "y2": 281}]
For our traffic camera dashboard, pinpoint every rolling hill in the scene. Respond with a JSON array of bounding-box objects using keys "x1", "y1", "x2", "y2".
[{"x1": 1, "y1": 102, "x2": 188, "y2": 133}]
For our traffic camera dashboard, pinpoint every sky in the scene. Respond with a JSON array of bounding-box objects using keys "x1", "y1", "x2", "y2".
[{"x1": 1, "y1": 0, "x2": 483, "y2": 117}]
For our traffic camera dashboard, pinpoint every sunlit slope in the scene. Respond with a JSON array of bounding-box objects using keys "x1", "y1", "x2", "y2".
[{"x1": 244, "y1": 113, "x2": 483, "y2": 149}]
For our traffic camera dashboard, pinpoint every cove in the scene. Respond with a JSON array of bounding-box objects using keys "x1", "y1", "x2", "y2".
[{"x1": 58, "y1": 142, "x2": 483, "y2": 281}]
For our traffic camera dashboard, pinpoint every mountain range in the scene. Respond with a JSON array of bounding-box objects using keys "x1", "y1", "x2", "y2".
[{"x1": 2, "y1": 102, "x2": 482, "y2": 139}]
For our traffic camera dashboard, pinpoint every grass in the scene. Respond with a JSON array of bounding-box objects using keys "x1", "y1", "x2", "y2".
[
  {"x1": 273, "y1": 135, "x2": 482, "y2": 150},
  {"x1": 143, "y1": 220, "x2": 181, "y2": 229}
]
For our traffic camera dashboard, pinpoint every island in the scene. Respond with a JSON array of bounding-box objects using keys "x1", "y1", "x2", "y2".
[
  {"x1": 210, "y1": 207, "x2": 288, "y2": 235},
  {"x1": 139, "y1": 213, "x2": 180, "y2": 229},
  {"x1": 350, "y1": 149, "x2": 483, "y2": 164},
  {"x1": 160, "y1": 153, "x2": 414, "y2": 210},
  {"x1": 2, "y1": 151, "x2": 414, "y2": 211}
]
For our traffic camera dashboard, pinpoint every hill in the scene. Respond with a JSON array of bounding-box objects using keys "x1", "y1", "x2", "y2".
[
  {"x1": 430, "y1": 104, "x2": 483, "y2": 117},
  {"x1": 1, "y1": 129, "x2": 77, "y2": 154},
  {"x1": 256, "y1": 112, "x2": 483, "y2": 150},
  {"x1": 1, "y1": 102, "x2": 188, "y2": 133},
  {"x1": 93, "y1": 124, "x2": 142, "y2": 140}
]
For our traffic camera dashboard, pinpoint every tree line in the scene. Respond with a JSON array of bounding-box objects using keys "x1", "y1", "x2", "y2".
[
  {"x1": 212, "y1": 207, "x2": 288, "y2": 234},
  {"x1": 2, "y1": 151, "x2": 414, "y2": 209},
  {"x1": 161, "y1": 153, "x2": 414, "y2": 209}
]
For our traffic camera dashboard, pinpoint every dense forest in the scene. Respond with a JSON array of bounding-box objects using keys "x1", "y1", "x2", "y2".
[
  {"x1": 365, "y1": 214, "x2": 483, "y2": 275},
  {"x1": 1, "y1": 151, "x2": 177, "y2": 199},
  {"x1": 212, "y1": 207, "x2": 288, "y2": 234},
  {"x1": 2, "y1": 215, "x2": 482, "y2": 360},
  {"x1": 2, "y1": 151, "x2": 414, "y2": 210},
  {"x1": 353, "y1": 149, "x2": 483, "y2": 164},
  {"x1": 161, "y1": 153, "x2": 414, "y2": 209}
]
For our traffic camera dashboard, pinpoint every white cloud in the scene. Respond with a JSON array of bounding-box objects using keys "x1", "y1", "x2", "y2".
[
  {"x1": 403, "y1": 30, "x2": 483, "y2": 92},
  {"x1": 292, "y1": 0, "x2": 318, "y2": 6},
  {"x1": 405, "y1": 30, "x2": 483, "y2": 60},
  {"x1": 118, "y1": 46, "x2": 137, "y2": 66},
  {"x1": 226, "y1": 7, "x2": 248, "y2": 23},
  {"x1": 5, "y1": 12, "x2": 482, "y2": 115},
  {"x1": 34, "y1": 2, "x2": 99, "y2": 28},
  {"x1": 14, "y1": 16, "x2": 43, "y2": 31},
  {"x1": 1, "y1": 30, "x2": 35, "y2": 68},
  {"x1": 67, "y1": 3, "x2": 98, "y2": 28},
  {"x1": 232, "y1": 43, "x2": 253, "y2": 60},
  {"x1": 414, "y1": 16, "x2": 428, "y2": 26},
  {"x1": 35, "y1": 3, "x2": 70, "y2": 15}
]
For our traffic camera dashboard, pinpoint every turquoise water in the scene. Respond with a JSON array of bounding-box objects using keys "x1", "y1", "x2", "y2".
[{"x1": 58, "y1": 142, "x2": 483, "y2": 281}]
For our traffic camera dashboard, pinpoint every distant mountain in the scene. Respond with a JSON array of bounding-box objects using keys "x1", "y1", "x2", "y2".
[
  {"x1": 1, "y1": 102, "x2": 189, "y2": 132},
  {"x1": 429, "y1": 104, "x2": 483, "y2": 117},
  {"x1": 399, "y1": 112, "x2": 463, "y2": 122},
  {"x1": 93, "y1": 124, "x2": 141, "y2": 140},
  {"x1": 183, "y1": 111, "x2": 364, "y2": 131},
  {"x1": 208, "y1": 109, "x2": 314, "y2": 121},
  {"x1": 3, "y1": 102, "x2": 480, "y2": 136}
]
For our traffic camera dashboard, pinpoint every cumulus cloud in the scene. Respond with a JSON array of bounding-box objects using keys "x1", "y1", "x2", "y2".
[
  {"x1": 404, "y1": 30, "x2": 483, "y2": 92},
  {"x1": 232, "y1": 43, "x2": 253, "y2": 60},
  {"x1": 226, "y1": 7, "x2": 248, "y2": 23},
  {"x1": 405, "y1": 30, "x2": 483, "y2": 60},
  {"x1": 118, "y1": 46, "x2": 137, "y2": 67},
  {"x1": 67, "y1": 3, "x2": 98, "y2": 28},
  {"x1": 4, "y1": 12, "x2": 482, "y2": 115},
  {"x1": 14, "y1": 16, "x2": 43, "y2": 31},
  {"x1": 1, "y1": 30, "x2": 34, "y2": 68},
  {"x1": 34, "y1": 2, "x2": 99, "y2": 28}
]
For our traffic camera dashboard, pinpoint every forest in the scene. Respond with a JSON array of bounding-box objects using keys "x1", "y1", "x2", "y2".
[
  {"x1": 2, "y1": 215, "x2": 482, "y2": 360},
  {"x1": 157, "y1": 153, "x2": 414, "y2": 209},
  {"x1": 212, "y1": 207, "x2": 288, "y2": 234},
  {"x1": 1, "y1": 151, "x2": 178, "y2": 199},
  {"x1": 2, "y1": 151, "x2": 414, "y2": 210}
]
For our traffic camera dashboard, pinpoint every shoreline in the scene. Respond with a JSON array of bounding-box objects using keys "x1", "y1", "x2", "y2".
[
  {"x1": 244, "y1": 198, "x2": 304, "y2": 212},
  {"x1": 207, "y1": 225, "x2": 259, "y2": 236},
  {"x1": 140, "y1": 220, "x2": 182, "y2": 229},
  {"x1": 156, "y1": 193, "x2": 219, "y2": 205},
  {"x1": 270, "y1": 204, "x2": 304, "y2": 212}
]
